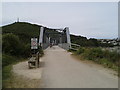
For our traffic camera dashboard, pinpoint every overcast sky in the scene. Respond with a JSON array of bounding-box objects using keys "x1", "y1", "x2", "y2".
[{"x1": 2, "y1": 2, "x2": 118, "y2": 39}]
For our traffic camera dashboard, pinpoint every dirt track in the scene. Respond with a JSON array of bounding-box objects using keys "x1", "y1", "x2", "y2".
[
  {"x1": 12, "y1": 61, "x2": 42, "y2": 88},
  {"x1": 41, "y1": 46, "x2": 118, "y2": 88},
  {"x1": 13, "y1": 46, "x2": 118, "y2": 88}
]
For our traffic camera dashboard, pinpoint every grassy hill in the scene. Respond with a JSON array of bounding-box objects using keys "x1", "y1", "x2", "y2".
[
  {"x1": 2, "y1": 22, "x2": 113, "y2": 47},
  {"x1": 2, "y1": 22, "x2": 60, "y2": 44},
  {"x1": 2, "y1": 22, "x2": 41, "y2": 43}
]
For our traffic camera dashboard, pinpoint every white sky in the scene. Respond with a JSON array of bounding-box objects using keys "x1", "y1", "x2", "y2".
[{"x1": 1, "y1": 2, "x2": 118, "y2": 39}]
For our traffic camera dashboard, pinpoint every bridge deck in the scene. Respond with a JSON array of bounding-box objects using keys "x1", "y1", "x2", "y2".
[{"x1": 40, "y1": 46, "x2": 118, "y2": 88}]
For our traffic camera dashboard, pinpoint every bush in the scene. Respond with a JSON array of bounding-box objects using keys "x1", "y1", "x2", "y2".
[
  {"x1": 38, "y1": 46, "x2": 44, "y2": 56},
  {"x1": 74, "y1": 47, "x2": 120, "y2": 70},
  {"x1": 23, "y1": 44, "x2": 31, "y2": 57},
  {"x1": 89, "y1": 48, "x2": 103, "y2": 60},
  {"x1": 81, "y1": 48, "x2": 103, "y2": 60},
  {"x1": 98, "y1": 58, "x2": 118, "y2": 70},
  {"x1": 2, "y1": 54, "x2": 17, "y2": 67},
  {"x1": 103, "y1": 50, "x2": 119, "y2": 63},
  {"x1": 108, "y1": 51, "x2": 119, "y2": 63},
  {"x1": 76, "y1": 47, "x2": 85, "y2": 54},
  {"x1": 2, "y1": 33, "x2": 23, "y2": 56}
]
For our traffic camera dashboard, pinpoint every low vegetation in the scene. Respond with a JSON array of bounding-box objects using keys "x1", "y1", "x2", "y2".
[
  {"x1": 71, "y1": 47, "x2": 120, "y2": 71},
  {"x1": 2, "y1": 22, "x2": 119, "y2": 87},
  {"x1": 70, "y1": 34, "x2": 114, "y2": 47},
  {"x1": 2, "y1": 56, "x2": 27, "y2": 88},
  {"x1": 2, "y1": 22, "x2": 44, "y2": 88}
]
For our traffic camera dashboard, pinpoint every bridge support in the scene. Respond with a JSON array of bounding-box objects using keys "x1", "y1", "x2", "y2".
[
  {"x1": 58, "y1": 27, "x2": 71, "y2": 50},
  {"x1": 39, "y1": 27, "x2": 50, "y2": 49},
  {"x1": 39, "y1": 26, "x2": 71, "y2": 50},
  {"x1": 65, "y1": 27, "x2": 71, "y2": 49},
  {"x1": 39, "y1": 27, "x2": 44, "y2": 47}
]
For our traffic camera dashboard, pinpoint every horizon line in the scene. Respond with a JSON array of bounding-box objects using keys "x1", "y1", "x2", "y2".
[{"x1": 1, "y1": 21, "x2": 118, "y2": 40}]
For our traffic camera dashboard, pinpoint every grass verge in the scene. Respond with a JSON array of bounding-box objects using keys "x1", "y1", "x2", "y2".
[{"x1": 69, "y1": 47, "x2": 120, "y2": 76}]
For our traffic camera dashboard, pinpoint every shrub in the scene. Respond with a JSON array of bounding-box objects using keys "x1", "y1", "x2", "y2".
[
  {"x1": 98, "y1": 58, "x2": 109, "y2": 65},
  {"x1": 38, "y1": 46, "x2": 44, "y2": 56},
  {"x1": 2, "y1": 54, "x2": 17, "y2": 67},
  {"x1": 75, "y1": 47, "x2": 120, "y2": 70},
  {"x1": 81, "y1": 48, "x2": 103, "y2": 60},
  {"x1": 2, "y1": 33, "x2": 23, "y2": 56},
  {"x1": 81, "y1": 48, "x2": 92, "y2": 60},
  {"x1": 98, "y1": 58, "x2": 118, "y2": 69},
  {"x1": 90, "y1": 48, "x2": 103, "y2": 59},
  {"x1": 76, "y1": 47, "x2": 85, "y2": 54},
  {"x1": 23, "y1": 44, "x2": 31, "y2": 57},
  {"x1": 103, "y1": 50, "x2": 119, "y2": 63},
  {"x1": 108, "y1": 51, "x2": 119, "y2": 63}
]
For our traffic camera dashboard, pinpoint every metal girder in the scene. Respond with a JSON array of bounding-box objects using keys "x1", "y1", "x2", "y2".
[
  {"x1": 65, "y1": 27, "x2": 71, "y2": 48},
  {"x1": 39, "y1": 27, "x2": 44, "y2": 46}
]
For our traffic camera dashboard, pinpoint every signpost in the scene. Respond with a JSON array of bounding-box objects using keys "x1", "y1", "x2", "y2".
[
  {"x1": 29, "y1": 38, "x2": 39, "y2": 68},
  {"x1": 31, "y1": 38, "x2": 38, "y2": 49}
]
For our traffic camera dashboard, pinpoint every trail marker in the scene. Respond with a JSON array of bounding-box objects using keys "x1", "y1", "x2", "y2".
[{"x1": 31, "y1": 38, "x2": 38, "y2": 49}]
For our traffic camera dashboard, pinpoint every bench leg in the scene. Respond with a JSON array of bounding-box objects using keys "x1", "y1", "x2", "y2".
[
  {"x1": 28, "y1": 62, "x2": 30, "y2": 69},
  {"x1": 35, "y1": 61, "x2": 37, "y2": 68}
]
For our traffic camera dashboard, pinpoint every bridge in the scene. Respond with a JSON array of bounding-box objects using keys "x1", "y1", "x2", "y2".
[
  {"x1": 27, "y1": 27, "x2": 118, "y2": 88},
  {"x1": 38, "y1": 27, "x2": 80, "y2": 50}
]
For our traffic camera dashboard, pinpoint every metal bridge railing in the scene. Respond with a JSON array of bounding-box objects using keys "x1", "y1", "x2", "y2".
[{"x1": 70, "y1": 43, "x2": 80, "y2": 51}]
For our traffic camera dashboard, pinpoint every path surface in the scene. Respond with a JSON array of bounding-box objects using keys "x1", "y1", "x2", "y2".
[
  {"x1": 13, "y1": 61, "x2": 42, "y2": 80},
  {"x1": 12, "y1": 61, "x2": 42, "y2": 88},
  {"x1": 41, "y1": 46, "x2": 118, "y2": 88}
]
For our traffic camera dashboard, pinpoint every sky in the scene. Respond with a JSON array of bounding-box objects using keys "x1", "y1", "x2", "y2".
[{"x1": 2, "y1": 2, "x2": 118, "y2": 39}]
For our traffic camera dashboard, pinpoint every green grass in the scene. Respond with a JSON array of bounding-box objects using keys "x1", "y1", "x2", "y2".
[
  {"x1": 2, "y1": 65, "x2": 12, "y2": 88},
  {"x1": 2, "y1": 53, "x2": 44, "y2": 88},
  {"x1": 2, "y1": 22, "x2": 114, "y2": 47},
  {"x1": 2, "y1": 54, "x2": 26, "y2": 88},
  {"x1": 70, "y1": 47, "x2": 120, "y2": 71},
  {"x1": 2, "y1": 22, "x2": 45, "y2": 88},
  {"x1": 2, "y1": 22, "x2": 40, "y2": 44}
]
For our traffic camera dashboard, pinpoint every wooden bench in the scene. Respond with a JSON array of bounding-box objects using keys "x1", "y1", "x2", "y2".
[{"x1": 28, "y1": 52, "x2": 40, "y2": 69}]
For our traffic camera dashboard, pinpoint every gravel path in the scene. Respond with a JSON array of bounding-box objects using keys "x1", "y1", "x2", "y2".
[
  {"x1": 12, "y1": 60, "x2": 43, "y2": 88},
  {"x1": 41, "y1": 46, "x2": 118, "y2": 88},
  {"x1": 13, "y1": 61, "x2": 42, "y2": 80}
]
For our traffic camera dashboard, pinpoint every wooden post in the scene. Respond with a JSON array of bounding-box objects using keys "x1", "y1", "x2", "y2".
[{"x1": 37, "y1": 52, "x2": 40, "y2": 68}]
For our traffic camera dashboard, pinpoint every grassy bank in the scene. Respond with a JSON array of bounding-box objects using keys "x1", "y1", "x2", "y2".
[
  {"x1": 2, "y1": 54, "x2": 43, "y2": 88},
  {"x1": 2, "y1": 22, "x2": 45, "y2": 88},
  {"x1": 2, "y1": 45, "x2": 44, "y2": 88},
  {"x1": 69, "y1": 47, "x2": 120, "y2": 72},
  {"x1": 2, "y1": 54, "x2": 26, "y2": 88},
  {"x1": 3, "y1": 64, "x2": 40, "y2": 88}
]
